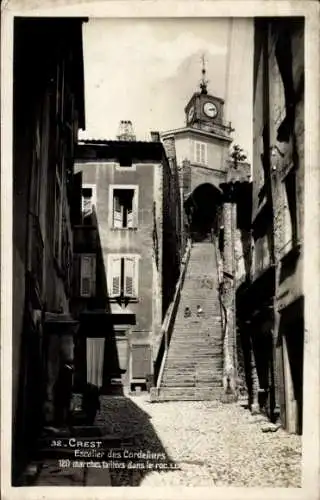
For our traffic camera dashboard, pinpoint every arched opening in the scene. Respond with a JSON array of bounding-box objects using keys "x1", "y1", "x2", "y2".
[{"x1": 184, "y1": 183, "x2": 223, "y2": 242}]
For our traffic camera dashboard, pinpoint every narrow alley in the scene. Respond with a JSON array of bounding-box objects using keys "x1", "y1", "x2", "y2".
[{"x1": 6, "y1": 12, "x2": 310, "y2": 494}]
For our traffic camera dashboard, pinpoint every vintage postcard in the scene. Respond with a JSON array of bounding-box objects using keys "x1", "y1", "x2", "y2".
[{"x1": 1, "y1": 1, "x2": 319, "y2": 499}]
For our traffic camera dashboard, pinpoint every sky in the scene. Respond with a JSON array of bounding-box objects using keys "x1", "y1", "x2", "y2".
[{"x1": 79, "y1": 17, "x2": 253, "y2": 162}]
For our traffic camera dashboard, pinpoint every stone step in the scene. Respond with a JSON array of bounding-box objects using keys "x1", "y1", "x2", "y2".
[
  {"x1": 164, "y1": 367, "x2": 222, "y2": 374},
  {"x1": 169, "y1": 338, "x2": 221, "y2": 343},
  {"x1": 169, "y1": 338, "x2": 222, "y2": 342},
  {"x1": 168, "y1": 342, "x2": 222, "y2": 347},
  {"x1": 168, "y1": 340, "x2": 222, "y2": 345},
  {"x1": 164, "y1": 365, "x2": 222, "y2": 372},
  {"x1": 180, "y1": 295, "x2": 219, "y2": 300},
  {"x1": 164, "y1": 364, "x2": 220, "y2": 371},
  {"x1": 167, "y1": 356, "x2": 222, "y2": 362},
  {"x1": 168, "y1": 348, "x2": 222, "y2": 352},
  {"x1": 169, "y1": 350, "x2": 223, "y2": 355},
  {"x1": 172, "y1": 323, "x2": 222, "y2": 329},
  {"x1": 169, "y1": 338, "x2": 222, "y2": 343},
  {"x1": 150, "y1": 386, "x2": 223, "y2": 402},
  {"x1": 162, "y1": 380, "x2": 222, "y2": 388},
  {"x1": 162, "y1": 374, "x2": 222, "y2": 382},
  {"x1": 165, "y1": 366, "x2": 222, "y2": 373},
  {"x1": 167, "y1": 356, "x2": 222, "y2": 361},
  {"x1": 168, "y1": 350, "x2": 222, "y2": 355},
  {"x1": 166, "y1": 359, "x2": 222, "y2": 364},
  {"x1": 168, "y1": 344, "x2": 222, "y2": 349},
  {"x1": 170, "y1": 332, "x2": 222, "y2": 337}
]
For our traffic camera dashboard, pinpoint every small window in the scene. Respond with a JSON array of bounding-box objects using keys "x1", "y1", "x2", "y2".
[
  {"x1": 108, "y1": 255, "x2": 139, "y2": 299},
  {"x1": 111, "y1": 187, "x2": 138, "y2": 229},
  {"x1": 81, "y1": 184, "x2": 96, "y2": 222},
  {"x1": 194, "y1": 141, "x2": 207, "y2": 165},
  {"x1": 80, "y1": 254, "x2": 96, "y2": 297}
]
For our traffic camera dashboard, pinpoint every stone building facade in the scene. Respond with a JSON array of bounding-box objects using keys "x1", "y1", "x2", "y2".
[
  {"x1": 235, "y1": 18, "x2": 304, "y2": 434},
  {"x1": 72, "y1": 135, "x2": 182, "y2": 393},
  {"x1": 12, "y1": 17, "x2": 86, "y2": 482}
]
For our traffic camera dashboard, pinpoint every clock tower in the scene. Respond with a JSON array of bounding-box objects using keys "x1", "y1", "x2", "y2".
[
  {"x1": 185, "y1": 56, "x2": 226, "y2": 132},
  {"x1": 161, "y1": 55, "x2": 234, "y2": 199}
]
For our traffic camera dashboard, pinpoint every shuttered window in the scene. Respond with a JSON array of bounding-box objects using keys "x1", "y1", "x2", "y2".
[
  {"x1": 80, "y1": 254, "x2": 96, "y2": 297},
  {"x1": 194, "y1": 141, "x2": 207, "y2": 164},
  {"x1": 124, "y1": 257, "x2": 136, "y2": 297},
  {"x1": 111, "y1": 187, "x2": 138, "y2": 228},
  {"x1": 108, "y1": 255, "x2": 139, "y2": 299}
]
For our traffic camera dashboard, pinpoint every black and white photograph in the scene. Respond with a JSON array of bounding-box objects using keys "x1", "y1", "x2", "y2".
[{"x1": 1, "y1": 0, "x2": 319, "y2": 498}]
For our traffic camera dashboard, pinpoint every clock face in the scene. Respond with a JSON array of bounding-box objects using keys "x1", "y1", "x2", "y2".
[
  {"x1": 203, "y1": 102, "x2": 218, "y2": 118},
  {"x1": 188, "y1": 106, "x2": 195, "y2": 122}
]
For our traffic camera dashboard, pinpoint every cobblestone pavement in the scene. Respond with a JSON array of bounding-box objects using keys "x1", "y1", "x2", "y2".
[{"x1": 96, "y1": 394, "x2": 301, "y2": 487}]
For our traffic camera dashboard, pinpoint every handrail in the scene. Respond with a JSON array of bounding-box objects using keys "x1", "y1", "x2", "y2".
[{"x1": 154, "y1": 239, "x2": 192, "y2": 389}]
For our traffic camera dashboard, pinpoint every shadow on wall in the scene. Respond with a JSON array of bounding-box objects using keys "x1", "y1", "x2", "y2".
[
  {"x1": 73, "y1": 206, "x2": 125, "y2": 397},
  {"x1": 161, "y1": 160, "x2": 182, "y2": 320}
]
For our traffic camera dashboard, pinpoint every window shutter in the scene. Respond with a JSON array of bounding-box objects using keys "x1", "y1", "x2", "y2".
[
  {"x1": 132, "y1": 190, "x2": 138, "y2": 228},
  {"x1": 127, "y1": 207, "x2": 133, "y2": 228},
  {"x1": 81, "y1": 255, "x2": 94, "y2": 297},
  {"x1": 91, "y1": 255, "x2": 96, "y2": 296},
  {"x1": 195, "y1": 143, "x2": 201, "y2": 163},
  {"x1": 110, "y1": 257, "x2": 121, "y2": 297},
  {"x1": 124, "y1": 257, "x2": 136, "y2": 297},
  {"x1": 201, "y1": 143, "x2": 206, "y2": 163},
  {"x1": 113, "y1": 195, "x2": 123, "y2": 228}
]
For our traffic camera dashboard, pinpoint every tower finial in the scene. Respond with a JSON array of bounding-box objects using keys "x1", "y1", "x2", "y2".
[{"x1": 200, "y1": 53, "x2": 208, "y2": 94}]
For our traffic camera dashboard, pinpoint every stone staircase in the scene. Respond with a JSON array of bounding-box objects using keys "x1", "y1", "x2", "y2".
[{"x1": 151, "y1": 242, "x2": 224, "y2": 401}]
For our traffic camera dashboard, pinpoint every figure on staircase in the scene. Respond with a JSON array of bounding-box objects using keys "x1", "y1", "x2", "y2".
[
  {"x1": 196, "y1": 305, "x2": 204, "y2": 318},
  {"x1": 184, "y1": 306, "x2": 192, "y2": 318}
]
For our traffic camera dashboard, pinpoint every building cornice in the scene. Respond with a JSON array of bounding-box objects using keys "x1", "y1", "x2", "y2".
[{"x1": 161, "y1": 126, "x2": 233, "y2": 143}]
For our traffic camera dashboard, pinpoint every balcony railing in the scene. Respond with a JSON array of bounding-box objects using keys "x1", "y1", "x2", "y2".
[{"x1": 192, "y1": 120, "x2": 234, "y2": 138}]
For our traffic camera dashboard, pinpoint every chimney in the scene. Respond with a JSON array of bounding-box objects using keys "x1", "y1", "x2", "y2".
[
  {"x1": 150, "y1": 131, "x2": 160, "y2": 142},
  {"x1": 117, "y1": 120, "x2": 136, "y2": 141}
]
